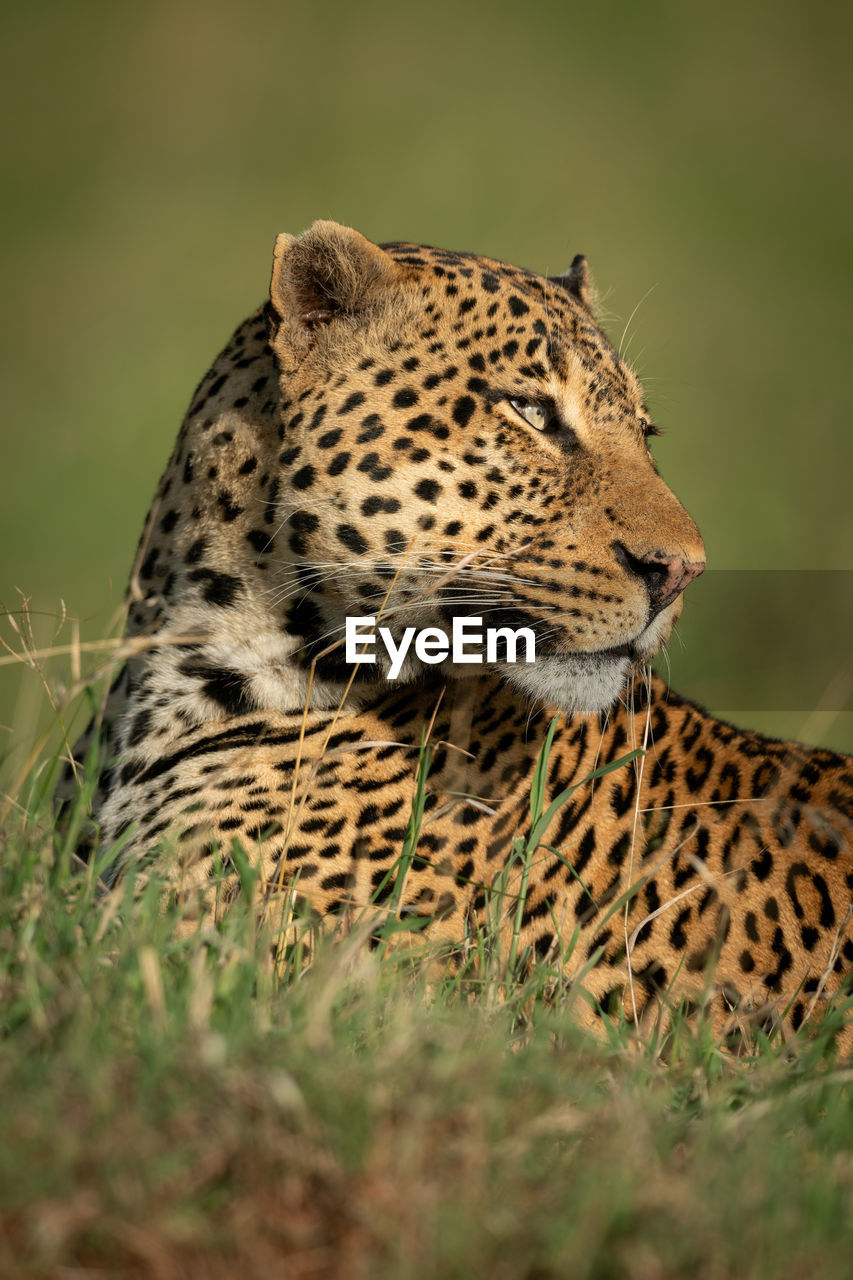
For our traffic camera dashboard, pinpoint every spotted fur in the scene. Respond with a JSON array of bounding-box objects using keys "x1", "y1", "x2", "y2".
[{"x1": 61, "y1": 222, "x2": 853, "y2": 1042}]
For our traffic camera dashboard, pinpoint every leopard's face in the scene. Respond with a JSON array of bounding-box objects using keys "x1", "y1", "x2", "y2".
[{"x1": 261, "y1": 225, "x2": 705, "y2": 713}]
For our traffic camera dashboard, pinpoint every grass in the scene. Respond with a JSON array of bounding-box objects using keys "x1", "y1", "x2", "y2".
[{"x1": 2, "y1": 659, "x2": 853, "y2": 1280}]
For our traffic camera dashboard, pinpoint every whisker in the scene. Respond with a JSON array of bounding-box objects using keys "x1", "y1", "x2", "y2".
[{"x1": 619, "y1": 282, "x2": 658, "y2": 359}]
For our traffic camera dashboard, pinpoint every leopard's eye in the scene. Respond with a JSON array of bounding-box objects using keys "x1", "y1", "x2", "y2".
[{"x1": 509, "y1": 399, "x2": 550, "y2": 431}]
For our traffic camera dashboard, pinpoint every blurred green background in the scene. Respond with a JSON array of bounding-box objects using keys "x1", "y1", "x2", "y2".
[{"x1": 1, "y1": 0, "x2": 851, "y2": 759}]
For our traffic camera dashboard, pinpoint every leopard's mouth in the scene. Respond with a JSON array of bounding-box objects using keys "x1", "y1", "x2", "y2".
[
  {"x1": 586, "y1": 613, "x2": 675, "y2": 663},
  {"x1": 569, "y1": 641, "x2": 639, "y2": 662},
  {"x1": 595, "y1": 642, "x2": 636, "y2": 659}
]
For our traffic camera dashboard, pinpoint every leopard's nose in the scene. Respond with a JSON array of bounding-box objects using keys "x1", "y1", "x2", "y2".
[{"x1": 614, "y1": 544, "x2": 705, "y2": 618}]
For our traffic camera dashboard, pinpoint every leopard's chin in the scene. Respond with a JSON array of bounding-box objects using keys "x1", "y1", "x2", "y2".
[{"x1": 501, "y1": 650, "x2": 638, "y2": 715}]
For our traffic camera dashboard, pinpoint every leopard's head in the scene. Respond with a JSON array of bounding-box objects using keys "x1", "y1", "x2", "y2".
[{"x1": 262, "y1": 221, "x2": 704, "y2": 712}]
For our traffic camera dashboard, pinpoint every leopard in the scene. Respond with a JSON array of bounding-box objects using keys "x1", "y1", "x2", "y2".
[{"x1": 60, "y1": 220, "x2": 853, "y2": 1045}]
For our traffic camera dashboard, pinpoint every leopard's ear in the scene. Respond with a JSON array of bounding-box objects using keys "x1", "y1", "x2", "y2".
[
  {"x1": 549, "y1": 254, "x2": 594, "y2": 313},
  {"x1": 269, "y1": 221, "x2": 402, "y2": 366}
]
